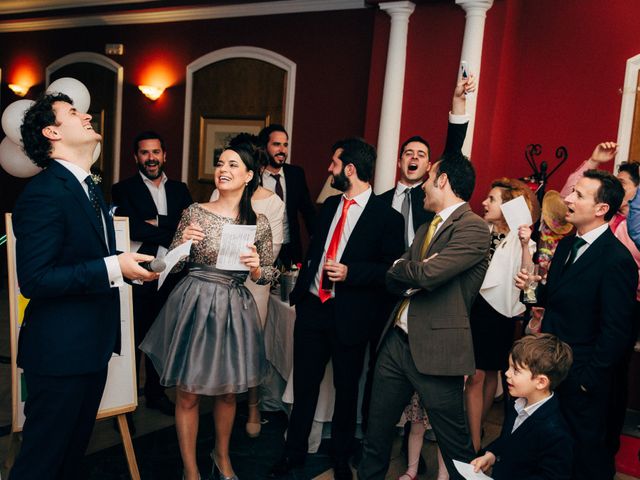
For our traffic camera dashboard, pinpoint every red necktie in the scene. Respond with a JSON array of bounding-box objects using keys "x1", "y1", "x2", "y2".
[{"x1": 319, "y1": 198, "x2": 356, "y2": 303}]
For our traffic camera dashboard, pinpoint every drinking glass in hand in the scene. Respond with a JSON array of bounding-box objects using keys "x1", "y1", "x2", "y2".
[{"x1": 523, "y1": 264, "x2": 539, "y2": 304}]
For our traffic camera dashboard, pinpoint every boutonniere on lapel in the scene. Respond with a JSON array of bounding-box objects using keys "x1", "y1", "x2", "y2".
[{"x1": 90, "y1": 173, "x2": 102, "y2": 185}]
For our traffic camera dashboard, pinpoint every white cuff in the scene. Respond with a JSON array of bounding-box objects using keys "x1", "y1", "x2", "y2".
[
  {"x1": 104, "y1": 255, "x2": 124, "y2": 288},
  {"x1": 448, "y1": 112, "x2": 470, "y2": 124}
]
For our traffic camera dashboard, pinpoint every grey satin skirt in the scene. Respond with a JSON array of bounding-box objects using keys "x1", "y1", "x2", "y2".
[{"x1": 140, "y1": 264, "x2": 267, "y2": 396}]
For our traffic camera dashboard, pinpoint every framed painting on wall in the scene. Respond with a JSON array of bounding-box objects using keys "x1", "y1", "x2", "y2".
[{"x1": 198, "y1": 116, "x2": 269, "y2": 183}]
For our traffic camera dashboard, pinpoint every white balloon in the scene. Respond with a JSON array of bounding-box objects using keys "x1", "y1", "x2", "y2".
[
  {"x1": 93, "y1": 142, "x2": 101, "y2": 162},
  {"x1": 1, "y1": 99, "x2": 34, "y2": 144},
  {"x1": 0, "y1": 137, "x2": 41, "y2": 178},
  {"x1": 46, "y1": 77, "x2": 91, "y2": 113}
]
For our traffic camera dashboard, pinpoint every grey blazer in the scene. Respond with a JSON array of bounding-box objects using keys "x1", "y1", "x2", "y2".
[{"x1": 385, "y1": 203, "x2": 490, "y2": 376}]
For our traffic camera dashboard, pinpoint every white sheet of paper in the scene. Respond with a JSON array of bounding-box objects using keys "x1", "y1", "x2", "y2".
[
  {"x1": 453, "y1": 460, "x2": 493, "y2": 480},
  {"x1": 215, "y1": 224, "x2": 257, "y2": 271},
  {"x1": 500, "y1": 195, "x2": 533, "y2": 233},
  {"x1": 157, "y1": 239, "x2": 193, "y2": 290}
]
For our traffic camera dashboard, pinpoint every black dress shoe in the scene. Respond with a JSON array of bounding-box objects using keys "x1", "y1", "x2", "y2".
[
  {"x1": 146, "y1": 394, "x2": 175, "y2": 416},
  {"x1": 267, "y1": 455, "x2": 303, "y2": 478},
  {"x1": 333, "y1": 459, "x2": 353, "y2": 480}
]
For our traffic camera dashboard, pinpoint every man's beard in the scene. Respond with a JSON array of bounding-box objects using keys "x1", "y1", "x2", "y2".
[
  {"x1": 330, "y1": 169, "x2": 350, "y2": 192},
  {"x1": 138, "y1": 161, "x2": 163, "y2": 180},
  {"x1": 269, "y1": 153, "x2": 286, "y2": 169}
]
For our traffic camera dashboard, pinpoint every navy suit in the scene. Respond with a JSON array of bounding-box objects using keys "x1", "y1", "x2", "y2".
[
  {"x1": 111, "y1": 173, "x2": 192, "y2": 400},
  {"x1": 11, "y1": 161, "x2": 121, "y2": 479},
  {"x1": 539, "y1": 229, "x2": 637, "y2": 479},
  {"x1": 487, "y1": 395, "x2": 573, "y2": 480}
]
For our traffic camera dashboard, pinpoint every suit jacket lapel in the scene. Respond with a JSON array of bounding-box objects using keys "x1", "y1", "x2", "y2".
[
  {"x1": 134, "y1": 174, "x2": 160, "y2": 216},
  {"x1": 341, "y1": 195, "x2": 378, "y2": 261},
  {"x1": 50, "y1": 162, "x2": 110, "y2": 253},
  {"x1": 424, "y1": 203, "x2": 469, "y2": 257},
  {"x1": 551, "y1": 231, "x2": 610, "y2": 292}
]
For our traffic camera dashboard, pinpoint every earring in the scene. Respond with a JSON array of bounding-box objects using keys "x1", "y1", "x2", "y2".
[{"x1": 245, "y1": 182, "x2": 249, "y2": 187}]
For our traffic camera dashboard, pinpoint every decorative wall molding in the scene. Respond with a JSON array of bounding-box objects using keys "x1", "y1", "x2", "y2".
[
  {"x1": 181, "y1": 46, "x2": 296, "y2": 183},
  {"x1": 46, "y1": 52, "x2": 124, "y2": 182},
  {"x1": 0, "y1": 0, "x2": 367, "y2": 32},
  {"x1": 616, "y1": 53, "x2": 640, "y2": 168}
]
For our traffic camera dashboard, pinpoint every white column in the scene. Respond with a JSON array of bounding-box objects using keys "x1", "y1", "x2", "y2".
[
  {"x1": 373, "y1": 1, "x2": 415, "y2": 194},
  {"x1": 455, "y1": 0, "x2": 493, "y2": 157}
]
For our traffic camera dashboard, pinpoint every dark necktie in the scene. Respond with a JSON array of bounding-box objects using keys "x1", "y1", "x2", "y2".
[
  {"x1": 271, "y1": 173, "x2": 284, "y2": 201},
  {"x1": 401, "y1": 188, "x2": 412, "y2": 248},
  {"x1": 563, "y1": 236, "x2": 587, "y2": 273},
  {"x1": 85, "y1": 175, "x2": 105, "y2": 240}
]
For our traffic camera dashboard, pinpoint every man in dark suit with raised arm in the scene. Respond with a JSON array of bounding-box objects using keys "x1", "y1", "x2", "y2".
[
  {"x1": 269, "y1": 138, "x2": 404, "y2": 480},
  {"x1": 379, "y1": 76, "x2": 475, "y2": 249},
  {"x1": 10, "y1": 93, "x2": 157, "y2": 480},
  {"x1": 259, "y1": 124, "x2": 316, "y2": 266},
  {"x1": 359, "y1": 154, "x2": 490, "y2": 480},
  {"x1": 516, "y1": 169, "x2": 637, "y2": 480},
  {"x1": 111, "y1": 131, "x2": 192, "y2": 415}
]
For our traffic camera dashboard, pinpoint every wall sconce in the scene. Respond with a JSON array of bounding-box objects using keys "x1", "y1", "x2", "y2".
[
  {"x1": 138, "y1": 85, "x2": 165, "y2": 101},
  {"x1": 8, "y1": 83, "x2": 30, "y2": 97}
]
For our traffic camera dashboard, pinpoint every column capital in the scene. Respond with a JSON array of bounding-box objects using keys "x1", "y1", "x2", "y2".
[
  {"x1": 379, "y1": 1, "x2": 415, "y2": 19},
  {"x1": 455, "y1": 0, "x2": 493, "y2": 15}
]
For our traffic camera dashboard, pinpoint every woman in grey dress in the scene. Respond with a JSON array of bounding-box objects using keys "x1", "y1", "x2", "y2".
[{"x1": 140, "y1": 144, "x2": 275, "y2": 480}]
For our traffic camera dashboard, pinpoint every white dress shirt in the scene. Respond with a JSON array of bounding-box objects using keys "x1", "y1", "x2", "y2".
[
  {"x1": 262, "y1": 168, "x2": 290, "y2": 243},
  {"x1": 309, "y1": 187, "x2": 373, "y2": 298},
  {"x1": 396, "y1": 201, "x2": 466, "y2": 332},
  {"x1": 571, "y1": 222, "x2": 609, "y2": 263},
  {"x1": 512, "y1": 392, "x2": 554, "y2": 432},
  {"x1": 130, "y1": 171, "x2": 168, "y2": 257},
  {"x1": 391, "y1": 183, "x2": 420, "y2": 247},
  {"x1": 55, "y1": 159, "x2": 123, "y2": 288}
]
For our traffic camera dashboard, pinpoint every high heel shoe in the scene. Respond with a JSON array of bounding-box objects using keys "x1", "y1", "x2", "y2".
[
  {"x1": 245, "y1": 402, "x2": 261, "y2": 438},
  {"x1": 211, "y1": 452, "x2": 239, "y2": 480}
]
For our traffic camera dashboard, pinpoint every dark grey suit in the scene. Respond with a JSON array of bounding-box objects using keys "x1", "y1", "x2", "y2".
[{"x1": 359, "y1": 203, "x2": 490, "y2": 480}]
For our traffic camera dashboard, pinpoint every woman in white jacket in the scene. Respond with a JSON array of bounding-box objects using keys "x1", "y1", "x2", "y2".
[{"x1": 465, "y1": 178, "x2": 538, "y2": 451}]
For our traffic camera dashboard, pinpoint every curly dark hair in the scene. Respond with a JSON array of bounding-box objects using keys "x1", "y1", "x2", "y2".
[{"x1": 20, "y1": 93, "x2": 73, "y2": 168}]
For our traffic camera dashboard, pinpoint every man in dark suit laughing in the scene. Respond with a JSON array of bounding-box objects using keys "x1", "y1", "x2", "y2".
[
  {"x1": 10, "y1": 93, "x2": 157, "y2": 479},
  {"x1": 111, "y1": 131, "x2": 192, "y2": 415}
]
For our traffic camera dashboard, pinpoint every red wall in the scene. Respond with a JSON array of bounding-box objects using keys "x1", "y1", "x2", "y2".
[
  {"x1": 365, "y1": 0, "x2": 640, "y2": 209},
  {"x1": 0, "y1": 8, "x2": 375, "y2": 218},
  {"x1": 3, "y1": 0, "x2": 640, "y2": 215}
]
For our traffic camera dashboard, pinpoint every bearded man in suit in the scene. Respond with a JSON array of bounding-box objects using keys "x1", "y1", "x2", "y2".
[
  {"x1": 269, "y1": 138, "x2": 404, "y2": 480},
  {"x1": 111, "y1": 131, "x2": 192, "y2": 415}
]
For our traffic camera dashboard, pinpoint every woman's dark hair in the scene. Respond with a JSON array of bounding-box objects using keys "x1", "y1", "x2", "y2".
[
  {"x1": 226, "y1": 142, "x2": 260, "y2": 225},
  {"x1": 21, "y1": 92, "x2": 73, "y2": 168},
  {"x1": 228, "y1": 132, "x2": 269, "y2": 182}
]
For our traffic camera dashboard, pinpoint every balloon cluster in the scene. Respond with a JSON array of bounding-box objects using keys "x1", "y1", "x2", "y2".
[{"x1": 0, "y1": 77, "x2": 100, "y2": 178}]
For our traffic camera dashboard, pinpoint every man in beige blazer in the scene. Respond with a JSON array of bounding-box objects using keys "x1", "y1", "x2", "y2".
[{"x1": 358, "y1": 153, "x2": 491, "y2": 480}]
